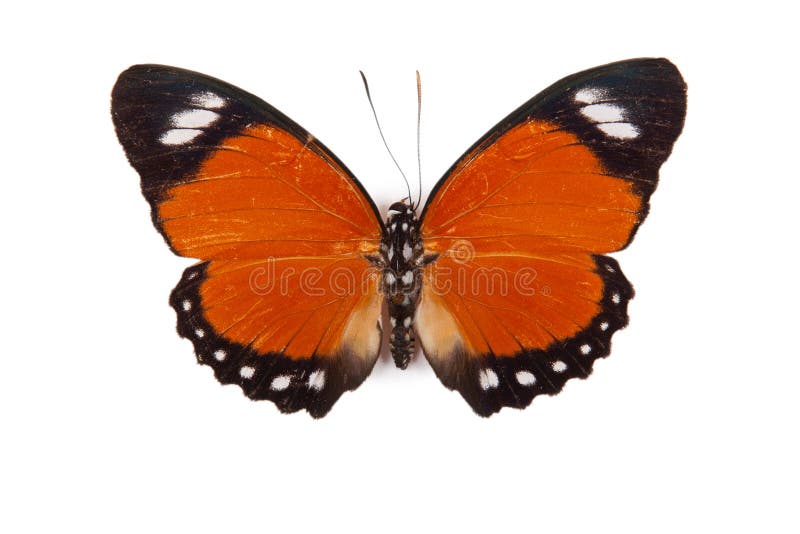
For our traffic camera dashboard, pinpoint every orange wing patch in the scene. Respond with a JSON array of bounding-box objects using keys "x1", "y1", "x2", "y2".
[
  {"x1": 160, "y1": 124, "x2": 382, "y2": 259},
  {"x1": 422, "y1": 121, "x2": 642, "y2": 255},
  {"x1": 418, "y1": 252, "x2": 603, "y2": 359},
  {"x1": 417, "y1": 120, "x2": 640, "y2": 355},
  {"x1": 197, "y1": 257, "x2": 381, "y2": 360}
]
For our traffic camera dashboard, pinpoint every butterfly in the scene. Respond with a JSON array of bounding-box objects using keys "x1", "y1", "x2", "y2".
[{"x1": 111, "y1": 58, "x2": 686, "y2": 418}]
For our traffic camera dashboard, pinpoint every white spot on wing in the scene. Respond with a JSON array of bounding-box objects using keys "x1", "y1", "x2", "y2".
[
  {"x1": 307, "y1": 369, "x2": 326, "y2": 391},
  {"x1": 598, "y1": 122, "x2": 640, "y2": 139},
  {"x1": 515, "y1": 370, "x2": 536, "y2": 386},
  {"x1": 194, "y1": 328, "x2": 205, "y2": 338},
  {"x1": 599, "y1": 321, "x2": 610, "y2": 331},
  {"x1": 552, "y1": 361, "x2": 567, "y2": 373},
  {"x1": 270, "y1": 375, "x2": 291, "y2": 391},
  {"x1": 574, "y1": 87, "x2": 605, "y2": 104},
  {"x1": 172, "y1": 108, "x2": 220, "y2": 129},
  {"x1": 580, "y1": 343, "x2": 592, "y2": 355},
  {"x1": 213, "y1": 349, "x2": 227, "y2": 361},
  {"x1": 240, "y1": 366, "x2": 255, "y2": 379},
  {"x1": 611, "y1": 293, "x2": 621, "y2": 304},
  {"x1": 191, "y1": 91, "x2": 226, "y2": 109},
  {"x1": 182, "y1": 300, "x2": 192, "y2": 311},
  {"x1": 580, "y1": 103, "x2": 625, "y2": 123},
  {"x1": 479, "y1": 368, "x2": 499, "y2": 390},
  {"x1": 160, "y1": 128, "x2": 203, "y2": 145}
]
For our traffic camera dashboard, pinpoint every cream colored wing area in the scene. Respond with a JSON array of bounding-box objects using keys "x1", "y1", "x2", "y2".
[
  {"x1": 339, "y1": 285, "x2": 384, "y2": 368},
  {"x1": 414, "y1": 284, "x2": 476, "y2": 367}
]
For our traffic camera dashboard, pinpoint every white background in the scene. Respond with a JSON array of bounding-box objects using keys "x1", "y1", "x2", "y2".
[{"x1": 2, "y1": 1, "x2": 798, "y2": 532}]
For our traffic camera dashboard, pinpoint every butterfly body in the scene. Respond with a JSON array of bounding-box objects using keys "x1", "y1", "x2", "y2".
[
  {"x1": 112, "y1": 59, "x2": 686, "y2": 417},
  {"x1": 376, "y1": 201, "x2": 437, "y2": 369}
]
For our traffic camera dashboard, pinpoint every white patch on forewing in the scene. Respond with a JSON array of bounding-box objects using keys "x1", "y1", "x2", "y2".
[
  {"x1": 580, "y1": 103, "x2": 624, "y2": 123},
  {"x1": 479, "y1": 368, "x2": 499, "y2": 390},
  {"x1": 213, "y1": 349, "x2": 227, "y2": 361},
  {"x1": 574, "y1": 87, "x2": 606, "y2": 104},
  {"x1": 597, "y1": 122, "x2": 640, "y2": 139},
  {"x1": 171, "y1": 108, "x2": 220, "y2": 129},
  {"x1": 190, "y1": 91, "x2": 226, "y2": 109},
  {"x1": 160, "y1": 107, "x2": 222, "y2": 146},
  {"x1": 575, "y1": 95, "x2": 641, "y2": 139},
  {"x1": 552, "y1": 361, "x2": 568, "y2": 373},
  {"x1": 307, "y1": 369, "x2": 326, "y2": 391},
  {"x1": 160, "y1": 128, "x2": 203, "y2": 145},
  {"x1": 270, "y1": 375, "x2": 291, "y2": 391}
]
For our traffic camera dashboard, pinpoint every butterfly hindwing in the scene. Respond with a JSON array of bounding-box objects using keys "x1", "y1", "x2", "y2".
[
  {"x1": 417, "y1": 58, "x2": 686, "y2": 415},
  {"x1": 169, "y1": 262, "x2": 382, "y2": 418},
  {"x1": 112, "y1": 65, "x2": 385, "y2": 417}
]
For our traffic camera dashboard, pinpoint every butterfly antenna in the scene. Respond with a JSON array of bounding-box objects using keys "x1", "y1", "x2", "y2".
[
  {"x1": 415, "y1": 70, "x2": 423, "y2": 210},
  {"x1": 359, "y1": 71, "x2": 413, "y2": 207}
]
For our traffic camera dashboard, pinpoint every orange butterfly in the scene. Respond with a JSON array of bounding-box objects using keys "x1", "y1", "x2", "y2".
[{"x1": 111, "y1": 58, "x2": 686, "y2": 417}]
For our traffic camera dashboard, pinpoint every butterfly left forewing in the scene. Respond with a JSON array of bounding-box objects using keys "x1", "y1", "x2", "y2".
[
  {"x1": 417, "y1": 58, "x2": 686, "y2": 415},
  {"x1": 112, "y1": 65, "x2": 385, "y2": 417}
]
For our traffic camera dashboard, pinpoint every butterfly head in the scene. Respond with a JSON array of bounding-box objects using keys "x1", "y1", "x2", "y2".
[{"x1": 387, "y1": 200, "x2": 415, "y2": 217}]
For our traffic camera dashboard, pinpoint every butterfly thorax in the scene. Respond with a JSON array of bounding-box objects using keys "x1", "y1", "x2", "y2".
[{"x1": 379, "y1": 201, "x2": 427, "y2": 369}]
